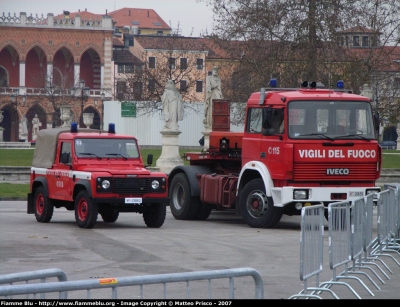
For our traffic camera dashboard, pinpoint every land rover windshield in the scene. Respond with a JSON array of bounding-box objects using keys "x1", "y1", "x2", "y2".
[
  {"x1": 74, "y1": 138, "x2": 140, "y2": 159},
  {"x1": 288, "y1": 100, "x2": 376, "y2": 140}
]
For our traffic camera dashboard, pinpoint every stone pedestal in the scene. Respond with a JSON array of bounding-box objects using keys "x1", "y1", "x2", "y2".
[
  {"x1": 202, "y1": 130, "x2": 211, "y2": 152},
  {"x1": 83, "y1": 113, "x2": 94, "y2": 128},
  {"x1": 60, "y1": 105, "x2": 72, "y2": 127},
  {"x1": 156, "y1": 130, "x2": 184, "y2": 174}
]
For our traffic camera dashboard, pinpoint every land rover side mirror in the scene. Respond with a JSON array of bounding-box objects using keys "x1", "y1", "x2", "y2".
[
  {"x1": 146, "y1": 154, "x2": 153, "y2": 167},
  {"x1": 60, "y1": 152, "x2": 70, "y2": 164}
]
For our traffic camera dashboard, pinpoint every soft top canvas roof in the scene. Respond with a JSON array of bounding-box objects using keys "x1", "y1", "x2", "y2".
[{"x1": 32, "y1": 127, "x2": 100, "y2": 168}]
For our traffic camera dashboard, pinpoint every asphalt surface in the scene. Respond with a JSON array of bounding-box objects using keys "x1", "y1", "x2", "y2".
[{"x1": 1, "y1": 199, "x2": 400, "y2": 300}]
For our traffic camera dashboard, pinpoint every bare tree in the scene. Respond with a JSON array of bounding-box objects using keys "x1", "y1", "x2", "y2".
[{"x1": 200, "y1": 0, "x2": 400, "y2": 125}]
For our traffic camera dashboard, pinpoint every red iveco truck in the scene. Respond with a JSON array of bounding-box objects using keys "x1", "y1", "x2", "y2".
[
  {"x1": 27, "y1": 123, "x2": 169, "y2": 229},
  {"x1": 168, "y1": 80, "x2": 382, "y2": 228}
]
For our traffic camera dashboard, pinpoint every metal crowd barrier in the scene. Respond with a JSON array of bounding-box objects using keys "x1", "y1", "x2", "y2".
[
  {"x1": 0, "y1": 267, "x2": 264, "y2": 299},
  {"x1": 0, "y1": 268, "x2": 68, "y2": 300},
  {"x1": 291, "y1": 185, "x2": 400, "y2": 299}
]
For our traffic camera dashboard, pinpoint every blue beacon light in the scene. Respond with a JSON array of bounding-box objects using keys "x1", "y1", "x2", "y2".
[{"x1": 337, "y1": 80, "x2": 344, "y2": 89}]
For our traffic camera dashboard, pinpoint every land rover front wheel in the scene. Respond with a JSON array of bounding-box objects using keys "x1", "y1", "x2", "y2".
[
  {"x1": 169, "y1": 173, "x2": 199, "y2": 220},
  {"x1": 239, "y1": 178, "x2": 283, "y2": 228},
  {"x1": 143, "y1": 203, "x2": 166, "y2": 228},
  {"x1": 75, "y1": 190, "x2": 98, "y2": 229},
  {"x1": 34, "y1": 186, "x2": 54, "y2": 223}
]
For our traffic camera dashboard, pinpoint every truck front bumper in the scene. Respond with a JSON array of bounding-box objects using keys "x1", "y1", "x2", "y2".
[{"x1": 270, "y1": 186, "x2": 380, "y2": 207}]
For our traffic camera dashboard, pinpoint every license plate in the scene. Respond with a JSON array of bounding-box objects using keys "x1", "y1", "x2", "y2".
[
  {"x1": 125, "y1": 198, "x2": 142, "y2": 204},
  {"x1": 349, "y1": 191, "x2": 363, "y2": 197}
]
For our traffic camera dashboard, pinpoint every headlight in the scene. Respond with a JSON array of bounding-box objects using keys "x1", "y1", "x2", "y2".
[
  {"x1": 151, "y1": 180, "x2": 160, "y2": 190},
  {"x1": 294, "y1": 189, "x2": 308, "y2": 200},
  {"x1": 102, "y1": 180, "x2": 111, "y2": 189}
]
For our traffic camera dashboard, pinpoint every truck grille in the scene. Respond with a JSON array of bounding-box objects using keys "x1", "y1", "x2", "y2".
[
  {"x1": 293, "y1": 163, "x2": 377, "y2": 181},
  {"x1": 113, "y1": 178, "x2": 151, "y2": 194}
]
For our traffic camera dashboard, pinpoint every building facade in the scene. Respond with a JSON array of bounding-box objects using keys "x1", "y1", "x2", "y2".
[{"x1": 0, "y1": 12, "x2": 113, "y2": 141}]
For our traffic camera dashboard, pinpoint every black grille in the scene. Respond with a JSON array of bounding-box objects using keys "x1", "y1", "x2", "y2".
[{"x1": 113, "y1": 178, "x2": 151, "y2": 194}]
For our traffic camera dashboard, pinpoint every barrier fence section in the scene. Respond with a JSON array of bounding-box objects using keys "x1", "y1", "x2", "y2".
[
  {"x1": 371, "y1": 188, "x2": 400, "y2": 266},
  {"x1": 325, "y1": 201, "x2": 367, "y2": 299},
  {"x1": 289, "y1": 204, "x2": 339, "y2": 299},
  {"x1": 0, "y1": 267, "x2": 264, "y2": 300},
  {"x1": 350, "y1": 196, "x2": 388, "y2": 286}
]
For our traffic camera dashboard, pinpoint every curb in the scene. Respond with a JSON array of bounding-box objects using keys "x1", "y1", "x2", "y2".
[{"x1": 0, "y1": 197, "x2": 27, "y2": 201}]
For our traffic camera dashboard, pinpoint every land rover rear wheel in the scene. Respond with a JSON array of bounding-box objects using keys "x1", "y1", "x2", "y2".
[
  {"x1": 34, "y1": 186, "x2": 54, "y2": 223},
  {"x1": 75, "y1": 190, "x2": 98, "y2": 229},
  {"x1": 169, "y1": 173, "x2": 199, "y2": 220},
  {"x1": 143, "y1": 203, "x2": 166, "y2": 228},
  {"x1": 239, "y1": 178, "x2": 283, "y2": 228}
]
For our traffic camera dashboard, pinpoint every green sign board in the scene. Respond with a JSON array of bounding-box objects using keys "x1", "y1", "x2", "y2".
[{"x1": 121, "y1": 102, "x2": 136, "y2": 117}]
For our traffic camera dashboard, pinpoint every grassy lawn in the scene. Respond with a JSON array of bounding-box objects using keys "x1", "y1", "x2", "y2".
[{"x1": 1, "y1": 147, "x2": 399, "y2": 199}]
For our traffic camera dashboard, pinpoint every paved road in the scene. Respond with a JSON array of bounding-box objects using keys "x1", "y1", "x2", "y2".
[{"x1": 1, "y1": 200, "x2": 400, "y2": 299}]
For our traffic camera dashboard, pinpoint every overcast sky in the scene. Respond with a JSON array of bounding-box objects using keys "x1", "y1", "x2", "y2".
[{"x1": 0, "y1": 0, "x2": 214, "y2": 37}]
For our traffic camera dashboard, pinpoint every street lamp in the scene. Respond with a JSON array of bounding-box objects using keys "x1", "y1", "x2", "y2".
[
  {"x1": 10, "y1": 93, "x2": 27, "y2": 109},
  {"x1": 101, "y1": 92, "x2": 105, "y2": 130},
  {"x1": 79, "y1": 79, "x2": 90, "y2": 128}
]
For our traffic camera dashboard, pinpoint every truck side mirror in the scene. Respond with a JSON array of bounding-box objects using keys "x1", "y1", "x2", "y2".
[{"x1": 262, "y1": 128, "x2": 275, "y2": 136}]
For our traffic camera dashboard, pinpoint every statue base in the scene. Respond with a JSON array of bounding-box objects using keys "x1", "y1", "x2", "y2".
[
  {"x1": 201, "y1": 130, "x2": 211, "y2": 152},
  {"x1": 155, "y1": 129, "x2": 184, "y2": 174}
]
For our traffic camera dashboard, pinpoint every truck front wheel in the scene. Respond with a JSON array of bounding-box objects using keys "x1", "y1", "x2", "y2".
[
  {"x1": 34, "y1": 186, "x2": 54, "y2": 223},
  {"x1": 143, "y1": 203, "x2": 166, "y2": 228},
  {"x1": 239, "y1": 179, "x2": 283, "y2": 228},
  {"x1": 169, "y1": 173, "x2": 199, "y2": 220},
  {"x1": 75, "y1": 191, "x2": 98, "y2": 229}
]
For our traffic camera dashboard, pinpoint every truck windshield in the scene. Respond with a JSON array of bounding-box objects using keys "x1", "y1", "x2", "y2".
[
  {"x1": 288, "y1": 100, "x2": 376, "y2": 140},
  {"x1": 74, "y1": 138, "x2": 140, "y2": 159}
]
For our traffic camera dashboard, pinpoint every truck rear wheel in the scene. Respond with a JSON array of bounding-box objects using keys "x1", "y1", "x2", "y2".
[
  {"x1": 143, "y1": 203, "x2": 166, "y2": 228},
  {"x1": 169, "y1": 173, "x2": 199, "y2": 220},
  {"x1": 75, "y1": 190, "x2": 98, "y2": 229},
  {"x1": 34, "y1": 186, "x2": 54, "y2": 223},
  {"x1": 239, "y1": 178, "x2": 283, "y2": 228},
  {"x1": 193, "y1": 203, "x2": 213, "y2": 220}
]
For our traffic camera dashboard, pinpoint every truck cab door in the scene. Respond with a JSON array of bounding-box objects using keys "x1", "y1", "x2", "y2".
[{"x1": 260, "y1": 107, "x2": 286, "y2": 178}]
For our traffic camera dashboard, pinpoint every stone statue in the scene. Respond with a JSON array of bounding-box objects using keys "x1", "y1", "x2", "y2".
[
  {"x1": 21, "y1": 115, "x2": 28, "y2": 134},
  {"x1": 32, "y1": 114, "x2": 42, "y2": 136},
  {"x1": 161, "y1": 80, "x2": 184, "y2": 130},
  {"x1": 203, "y1": 66, "x2": 223, "y2": 129}
]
